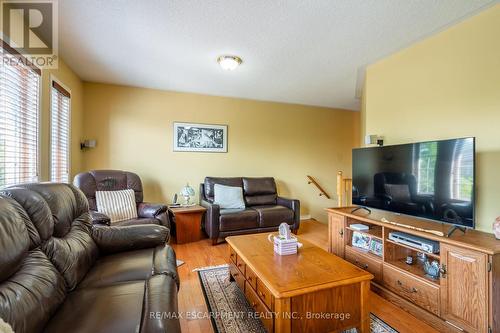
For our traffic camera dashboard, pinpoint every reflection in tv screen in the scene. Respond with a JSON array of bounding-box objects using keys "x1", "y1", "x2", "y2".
[{"x1": 352, "y1": 138, "x2": 475, "y2": 228}]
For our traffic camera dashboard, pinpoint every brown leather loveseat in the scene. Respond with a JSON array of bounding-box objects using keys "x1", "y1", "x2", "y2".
[
  {"x1": 200, "y1": 177, "x2": 300, "y2": 245},
  {"x1": 74, "y1": 170, "x2": 170, "y2": 229},
  {"x1": 0, "y1": 183, "x2": 180, "y2": 333}
]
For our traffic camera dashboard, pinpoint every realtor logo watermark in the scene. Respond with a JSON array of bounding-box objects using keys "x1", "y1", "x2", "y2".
[{"x1": 1, "y1": 0, "x2": 58, "y2": 68}]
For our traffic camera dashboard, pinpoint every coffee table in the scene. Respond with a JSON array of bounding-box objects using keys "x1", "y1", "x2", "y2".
[{"x1": 226, "y1": 233, "x2": 373, "y2": 333}]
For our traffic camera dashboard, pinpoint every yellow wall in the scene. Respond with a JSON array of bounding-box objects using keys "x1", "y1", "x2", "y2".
[
  {"x1": 40, "y1": 61, "x2": 85, "y2": 180},
  {"x1": 82, "y1": 83, "x2": 359, "y2": 222},
  {"x1": 362, "y1": 5, "x2": 500, "y2": 232}
]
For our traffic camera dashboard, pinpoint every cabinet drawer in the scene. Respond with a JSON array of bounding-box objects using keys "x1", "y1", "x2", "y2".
[
  {"x1": 345, "y1": 246, "x2": 382, "y2": 283},
  {"x1": 245, "y1": 281, "x2": 274, "y2": 333},
  {"x1": 236, "y1": 255, "x2": 246, "y2": 276},
  {"x1": 256, "y1": 280, "x2": 274, "y2": 310},
  {"x1": 383, "y1": 264, "x2": 440, "y2": 315},
  {"x1": 245, "y1": 265, "x2": 257, "y2": 291},
  {"x1": 229, "y1": 263, "x2": 246, "y2": 292},
  {"x1": 229, "y1": 247, "x2": 237, "y2": 264}
]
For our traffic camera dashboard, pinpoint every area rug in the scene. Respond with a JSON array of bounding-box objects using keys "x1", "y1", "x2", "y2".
[{"x1": 197, "y1": 265, "x2": 398, "y2": 333}]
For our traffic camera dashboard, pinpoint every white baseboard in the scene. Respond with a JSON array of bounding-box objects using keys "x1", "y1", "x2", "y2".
[{"x1": 300, "y1": 214, "x2": 312, "y2": 220}]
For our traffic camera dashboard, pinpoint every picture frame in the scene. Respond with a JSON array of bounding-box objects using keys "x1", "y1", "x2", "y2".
[
  {"x1": 351, "y1": 231, "x2": 371, "y2": 251},
  {"x1": 173, "y1": 122, "x2": 228, "y2": 152},
  {"x1": 369, "y1": 238, "x2": 383, "y2": 257}
]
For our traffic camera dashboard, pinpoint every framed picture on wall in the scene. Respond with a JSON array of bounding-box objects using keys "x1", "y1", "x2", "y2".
[{"x1": 173, "y1": 122, "x2": 228, "y2": 152}]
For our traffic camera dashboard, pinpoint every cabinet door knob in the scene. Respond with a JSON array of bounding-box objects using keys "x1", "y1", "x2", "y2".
[
  {"x1": 440, "y1": 264, "x2": 447, "y2": 278},
  {"x1": 339, "y1": 229, "x2": 344, "y2": 237},
  {"x1": 397, "y1": 280, "x2": 402, "y2": 286},
  {"x1": 363, "y1": 264, "x2": 369, "y2": 269},
  {"x1": 412, "y1": 287, "x2": 418, "y2": 293}
]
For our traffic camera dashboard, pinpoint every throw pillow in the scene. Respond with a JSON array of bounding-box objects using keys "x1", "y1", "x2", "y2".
[
  {"x1": 96, "y1": 189, "x2": 138, "y2": 223},
  {"x1": 213, "y1": 184, "x2": 246, "y2": 209},
  {"x1": 0, "y1": 318, "x2": 14, "y2": 333},
  {"x1": 384, "y1": 184, "x2": 411, "y2": 202}
]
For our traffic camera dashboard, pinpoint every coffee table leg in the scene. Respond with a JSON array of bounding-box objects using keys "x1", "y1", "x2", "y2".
[
  {"x1": 274, "y1": 298, "x2": 291, "y2": 333},
  {"x1": 359, "y1": 280, "x2": 370, "y2": 333}
]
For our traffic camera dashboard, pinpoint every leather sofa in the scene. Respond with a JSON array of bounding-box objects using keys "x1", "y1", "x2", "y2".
[
  {"x1": 200, "y1": 177, "x2": 300, "y2": 245},
  {"x1": 0, "y1": 183, "x2": 180, "y2": 333},
  {"x1": 74, "y1": 170, "x2": 170, "y2": 230}
]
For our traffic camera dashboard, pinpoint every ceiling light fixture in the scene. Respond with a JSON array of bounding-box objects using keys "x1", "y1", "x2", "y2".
[{"x1": 217, "y1": 55, "x2": 242, "y2": 71}]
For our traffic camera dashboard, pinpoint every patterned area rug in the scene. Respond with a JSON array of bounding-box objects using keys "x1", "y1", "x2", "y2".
[{"x1": 197, "y1": 265, "x2": 398, "y2": 333}]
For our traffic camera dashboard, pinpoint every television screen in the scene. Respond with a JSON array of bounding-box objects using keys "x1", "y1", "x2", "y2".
[{"x1": 352, "y1": 138, "x2": 475, "y2": 228}]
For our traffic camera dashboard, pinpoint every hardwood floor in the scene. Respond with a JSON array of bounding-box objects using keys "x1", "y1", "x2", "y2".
[{"x1": 171, "y1": 219, "x2": 439, "y2": 333}]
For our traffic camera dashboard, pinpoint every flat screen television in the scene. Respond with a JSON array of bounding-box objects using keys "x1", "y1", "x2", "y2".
[{"x1": 352, "y1": 137, "x2": 475, "y2": 228}]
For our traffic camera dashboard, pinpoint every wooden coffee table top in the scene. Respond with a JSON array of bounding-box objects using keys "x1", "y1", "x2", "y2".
[{"x1": 226, "y1": 233, "x2": 373, "y2": 298}]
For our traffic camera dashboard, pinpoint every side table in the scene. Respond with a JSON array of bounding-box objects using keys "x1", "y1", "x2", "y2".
[{"x1": 168, "y1": 205, "x2": 207, "y2": 244}]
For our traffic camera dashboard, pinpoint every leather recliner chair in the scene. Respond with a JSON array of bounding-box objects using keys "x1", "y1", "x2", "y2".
[
  {"x1": 200, "y1": 177, "x2": 300, "y2": 245},
  {"x1": 0, "y1": 183, "x2": 181, "y2": 333},
  {"x1": 73, "y1": 170, "x2": 170, "y2": 230}
]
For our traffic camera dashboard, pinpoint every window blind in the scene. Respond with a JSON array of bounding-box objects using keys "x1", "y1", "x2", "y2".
[
  {"x1": 0, "y1": 42, "x2": 41, "y2": 187},
  {"x1": 50, "y1": 81, "x2": 71, "y2": 183}
]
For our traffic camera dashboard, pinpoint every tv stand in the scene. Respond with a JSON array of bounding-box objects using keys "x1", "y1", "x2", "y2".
[
  {"x1": 445, "y1": 225, "x2": 466, "y2": 238},
  {"x1": 351, "y1": 206, "x2": 372, "y2": 214},
  {"x1": 326, "y1": 207, "x2": 500, "y2": 333}
]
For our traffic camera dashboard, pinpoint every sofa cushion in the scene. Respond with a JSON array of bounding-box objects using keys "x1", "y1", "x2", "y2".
[
  {"x1": 44, "y1": 281, "x2": 145, "y2": 333},
  {"x1": 113, "y1": 217, "x2": 159, "y2": 226},
  {"x1": 4, "y1": 184, "x2": 99, "y2": 291},
  {"x1": 219, "y1": 208, "x2": 259, "y2": 231},
  {"x1": 0, "y1": 250, "x2": 66, "y2": 333},
  {"x1": 213, "y1": 184, "x2": 246, "y2": 209},
  {"x1": 73, "y1": 170, "x2": 144, "y2": 211},
  {"x1": 78, "y1": 245, "x2": 178, "y2": 289},
  {"x1": 204, "y1": 177, "x2": 243, "y2": 201},
  {"x1": 243, "y1": 177, "x2": 277, "y2": 206},
  {"x1": 252, "y1": 205, "x2": 294, "y2": 228},
  {"x1": 96, "y1": 189, "x2": 138, "y2": 223}
]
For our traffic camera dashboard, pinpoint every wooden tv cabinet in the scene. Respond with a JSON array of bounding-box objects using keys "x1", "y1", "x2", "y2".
[{"x1": 327, "y1": 207, "x2": 500, "y2": 333}]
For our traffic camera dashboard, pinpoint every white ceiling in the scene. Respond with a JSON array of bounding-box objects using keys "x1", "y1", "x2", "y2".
[{"x1": 59, "y1": 0, "x2": 496, "y2": 110}]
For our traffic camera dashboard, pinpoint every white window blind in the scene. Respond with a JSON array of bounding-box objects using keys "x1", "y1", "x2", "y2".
[
  {"x1": 50, "y1": 81, "x2": 71, "y2": 183},
  {"x1": 0, "y1": 42, "x2": 41, "y2": 188}
]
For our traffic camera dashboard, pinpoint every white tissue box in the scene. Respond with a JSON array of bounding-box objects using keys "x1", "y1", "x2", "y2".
[{"x1": 273, "y1": 236, "x2": 298, "y2": 255}]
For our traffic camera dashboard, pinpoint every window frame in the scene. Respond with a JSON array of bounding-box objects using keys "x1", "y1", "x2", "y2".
[
  {"x1": 0, "y1": 39, "x2": 42, "y2": 187},
  {"x1": 49, "y1": 75, "x2": 71, "y2": 183}
]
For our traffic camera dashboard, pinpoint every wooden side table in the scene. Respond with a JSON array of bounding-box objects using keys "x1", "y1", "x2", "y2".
[{"x1": 168, "y1": 205, "x2": 207, "y2": 244}]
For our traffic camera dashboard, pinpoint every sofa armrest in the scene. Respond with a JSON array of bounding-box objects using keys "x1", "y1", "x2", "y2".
[
  {"x1": 200, "y1": 198, "x2": 220, "y2": 239},
  {"x1": 277, "y1": 197, "x2": 301, "y2": 230},
  {"x1": 138, "y1": 202, "x2": 168, "y2": 218},
  {"x1": 90, "y1": 210, "x2": 111, "y2": 226},
  {"x1": 92, "y1": 224, "x2": 169, "y2": 254}
]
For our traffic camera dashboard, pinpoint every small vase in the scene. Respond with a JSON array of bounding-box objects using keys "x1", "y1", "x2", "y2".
[{"x1": 494, "y1": 217, "x2": 500, "y2": 240}]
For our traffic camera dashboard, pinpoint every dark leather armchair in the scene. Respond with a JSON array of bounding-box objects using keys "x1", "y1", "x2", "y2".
[
  {"x1": 74, "y1": 170, "x2": 170, "y2": 230},
  {"x1": 200, "y1": 177, "x2": 300, "y2": 245},
  {"x1": 0, "y1": 183, "x2": 180, "y2": 333}
]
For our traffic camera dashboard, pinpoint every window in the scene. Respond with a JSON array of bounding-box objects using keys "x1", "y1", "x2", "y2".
[
  {"x1": 0, "y1": 42, "x2": 41, "y2": 188},
  {"x1": 416, "y1": 141, "x2": 437, "y2": 195},
  {"x1": 50, "y1": 80, "x2": 71, "y2": 183},
  {"x1": 450, "y1": 138, "x2": 474, "y2": 201}
]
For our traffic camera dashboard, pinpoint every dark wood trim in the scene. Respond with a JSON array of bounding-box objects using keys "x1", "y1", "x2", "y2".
[
  {"x1": 52, "y1": 80, "x2": 71, "y2": 98},
  {"x1": 1, "y1": 39, "x2": 41, "y2": 75}
]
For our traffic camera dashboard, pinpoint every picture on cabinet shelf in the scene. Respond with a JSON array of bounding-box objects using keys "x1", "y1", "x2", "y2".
[
  {"x1": 352, "y1": 231, "x2": 371, "y2": 251},
  {"x1": 369, "y1": 238, "x2": 383, "y2": 257}
]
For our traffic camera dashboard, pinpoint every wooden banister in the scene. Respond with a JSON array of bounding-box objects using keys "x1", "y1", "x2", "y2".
[
  {"x1": 337, "y1": 171, "x2": 352, "y2": 207},
  {"x1": 307, "y1": 175, "x2": 331, "y2": 199}
]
